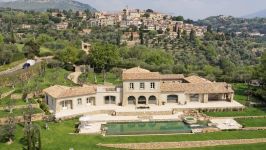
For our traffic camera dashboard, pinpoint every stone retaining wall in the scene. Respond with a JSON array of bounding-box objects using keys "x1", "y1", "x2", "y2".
[
  {"x1": 99, "y1": 138, "x2": 266, "y2": 149},
  {"x1": 241, "y1": 127, "x2": 266, "y2": 131},
  {"x1": 174, "y1": 107, "x2": 245, "y2": 113},
  {"x1": 0, "y1": 103, "x2": 39, "y2": 111},
  {"x1": 0, "y1": 89, "x2": 15, "y2": 99},
  {"x1": 0, "y1": 113, "x2": 45, "y2": 125},
  {"x1": 116, "y1": 110, "x2": 172, "y2": 116},
  {"x1": 58, "y1": 110, "x2": 114, "y2": 120}
]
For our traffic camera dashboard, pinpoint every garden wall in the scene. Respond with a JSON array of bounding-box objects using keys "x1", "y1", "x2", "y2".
[{"x1": 0, "y1": 112, "x2": 45, "y2": 125}]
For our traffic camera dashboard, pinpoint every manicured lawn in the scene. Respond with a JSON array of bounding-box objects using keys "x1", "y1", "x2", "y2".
[
  {"x1": 205, "y1": 107, "x2": 266, "y2": 117},
  {"x1": 236, "y1": 118, "x2": 266, "y2": 127},
  {"x1": 1, "y1": 119, "x2": 266, "y2": 150},
  {"x1": 0, "y1": 108, "x2": 43, "y2": 118},
  {"x1": 81, "y1": 72, "x2": 122, "y2": 85}
]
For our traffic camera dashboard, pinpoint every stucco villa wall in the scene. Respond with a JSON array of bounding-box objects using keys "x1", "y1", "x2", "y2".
[
  {"x1": 95, "y1": 89, "x2": 122, "y2": 105},
  {"x1": 160, "y1": 92, "x2": 187, "y2": 105},
  {"x1": 45, "y1": 94, "x2": 57, "y2": 112},
  {"x1": 123, "y1": 92, "x2": 161, "y2": 105},
  {"x1": 122, "y1": 80, "x2": 161, "y2": 105},
  {"x1": 54, "y1": 94, "x2": 96, "y2": 113},
  {"x1": 50, "y1": 89, "x2": 122, "y2": 113}
]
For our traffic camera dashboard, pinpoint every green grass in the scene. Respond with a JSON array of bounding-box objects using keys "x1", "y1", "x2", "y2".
[
  {"x1": 0, "y1": 108, "x2": 43, "y2": 118},
  {"x1": 179, "y1": 143, "x2": 266, "y2": 150},
  {"x1": 205, "y1": 83, "x2": 266, "y2": 117},
  {"x1": 0, "y1": 87, "x2": 13, "y2": 94},
  {"x1": 39, "y1": 46, "x2": 54, "y2": 56},
  {"x1": 0, "y1": 59, "x2": 26, "y2": 72},
  {"x1": 0, "y1": 98, "x2": 36, "y2": 107},
  {"x1": 16, "y1": 43, "x2": 53, "y2": 55},
  {"x1": 236, "y1": 118, "x2": 266, "y2": 127},
  {"x1": 205, "y1": 107, "x2": 266, "y2": 117},
  {"x1": 233, "y1": 83, "x2": 260, "y2": 104},
  {"x1": 1, "y1": 119, "x2": 266, "y2": 150},
  {"x1": 15, "y1": 44, "x2": 24, "y2": 52},
  {"x1": 15, "y1": 68, "x2": 75, "y2": 92},
  {"x1": 81, "y1": 72, "x2": 122, "y2": 85}
]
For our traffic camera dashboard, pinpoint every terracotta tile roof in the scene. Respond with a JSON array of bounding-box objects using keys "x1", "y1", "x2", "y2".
[
  {"x1": 122, "y1": 72, "x2": 161, "y2": 80},
  {"x1": 184, "y1": 75, "x2": 212, "y2": 83},
  {"x1": 43, "y1": 85, "x2": 96, "y2": 99},
  {"x1": 160, "y1": 74, "x2": 184, "y2": 80},
  {"x1": 123, "y1": 67, "x2": 151, "y2": 73},
  {"x1": 122, "y1": 67, "x2": 161, "y2": 80},
  {"x1": 161, "y1": 82, "x2": 234, "y2": 94}
]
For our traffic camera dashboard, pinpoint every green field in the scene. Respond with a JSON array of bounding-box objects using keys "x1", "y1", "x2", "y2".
[
  {"x1": 205, "y1": 107, "x2": 266, "y2": 117},
  {"x1": 0, "y1": 98, "x2": 36, "y2": 107},
  {"x1": 15, "y1": 67, "x2": 75, "y2": 92},
  {"x1": 0, "y1": 108, "x2": 43, "y2": 118},
  {"x1": 80, "y1": 72, "x2": 122, "y2": 85},
  {"x1": 236, "y1": 118, "x2": 266, "y2": 127},
  {"x1": 233, "y1": 83, "x2": 261, "y2": 104},
  {"x1": 0, "y1": 59, "x2": 26, "y2": 72},
  {"x1": 16, "y1": 43, "x2": 54, "y2": 56},
  {"x1": 1, "y1": 119, "x2": 266, "y2": 150}
]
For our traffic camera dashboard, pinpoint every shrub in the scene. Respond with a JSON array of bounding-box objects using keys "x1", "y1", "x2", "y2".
[{"x1": 63, "y1": 63, "x2": 75, "y2": 72}]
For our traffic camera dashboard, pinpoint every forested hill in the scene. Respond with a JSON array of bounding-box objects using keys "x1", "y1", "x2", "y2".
[
  {"x1": 244, "y1": 9, "x2": 266, "y2": 18},
  {"x1": 0, "y1": 0, "x2": 97, "y2": 12},
  {"x1": 196, "y1": 15, "x2": 266, "y2": 34}
]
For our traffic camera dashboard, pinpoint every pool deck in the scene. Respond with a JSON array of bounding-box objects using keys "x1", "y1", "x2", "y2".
[
  {"x1": 56, "y1": 100, "x2": 244, "y2": 119},
  {"x1": 79, "y1": 113, "x2": 183, "y2": 134}
]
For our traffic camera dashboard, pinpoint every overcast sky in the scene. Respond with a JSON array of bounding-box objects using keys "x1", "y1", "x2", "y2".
[
  {"x1": 78, "y1": 0, "x2": 266, "y2": 20},
  {"x1": 0, "y1": 0, "x2": 265, "y2": 20}
]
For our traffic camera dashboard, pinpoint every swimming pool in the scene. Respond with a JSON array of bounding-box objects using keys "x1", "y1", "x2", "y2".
[{"x1": 102, "y1": 121, "x2": 192, "y2": 135}]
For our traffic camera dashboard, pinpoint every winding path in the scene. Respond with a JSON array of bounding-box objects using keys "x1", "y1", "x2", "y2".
[
  {"x1": 67, "y1": 71, "x2": 82, "y2": 84},
  {"x1": 0, "y1": 56, "x2": 53, "y2": 76},
  {"x1": 99, "y1": 138, "x2": 266, "y2": 149}
]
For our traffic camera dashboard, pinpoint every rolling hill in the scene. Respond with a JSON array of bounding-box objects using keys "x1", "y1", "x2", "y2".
[
  {"x1": 0, "y1": 0, "x2": 97, "y2": 12},
  {"x1": 244, "y1": 9, "x2": 266, "y2": 18}
]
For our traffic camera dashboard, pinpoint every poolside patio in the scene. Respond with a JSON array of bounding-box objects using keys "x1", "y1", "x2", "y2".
[{"x1": 55, "y1": 100, "x2": 244, "y2": 119}]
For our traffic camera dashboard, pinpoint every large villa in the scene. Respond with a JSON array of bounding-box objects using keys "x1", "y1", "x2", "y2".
[{"x1": 43, "y1": 67, "x2": 243, "y2": 118}]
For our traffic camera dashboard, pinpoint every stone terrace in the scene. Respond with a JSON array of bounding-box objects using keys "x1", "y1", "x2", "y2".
[{"x1": 56, "y1": 100, "x2": 244, "y2": 119}]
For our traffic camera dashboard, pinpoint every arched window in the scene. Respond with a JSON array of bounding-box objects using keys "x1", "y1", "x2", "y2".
[
  {"x1": 128, "y1": 96, "x2": 136, "y2": 105},
  {"x1": 138, "y1": 96, "x2": 146, "y2": 105},
  {"x1": 148, "y1": 96, "x2": 157, "y2": 104}
]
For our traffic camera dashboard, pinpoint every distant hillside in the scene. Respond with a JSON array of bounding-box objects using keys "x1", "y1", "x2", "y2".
[
  {"x1": 196, "y1": 15, "x2": 266, "y2": 34},
  {"x1": 244, "y1": 9, "x2": 266, "y2": 18},
  {"x1": 0, "y1": 0, "x2": 97, "y2": 12}
]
